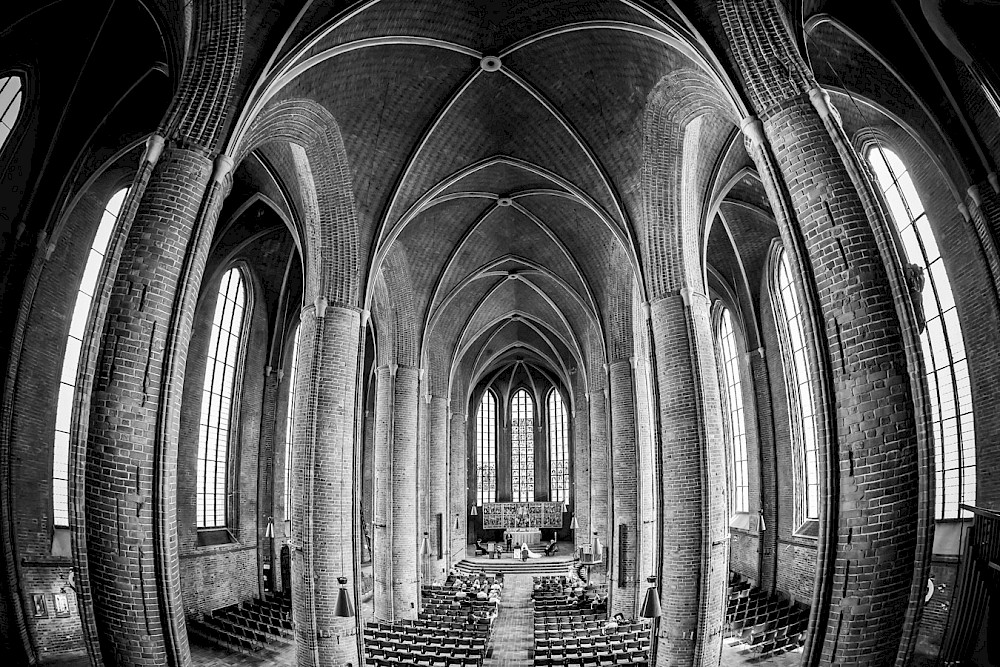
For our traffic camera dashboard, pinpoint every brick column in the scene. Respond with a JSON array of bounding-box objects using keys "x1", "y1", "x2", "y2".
[
  {"x1": 748, "y1": 348, "x2": 778, "y2": 593},
  {"x1": 85, "y1": 146, "x2": 232, "y2": 667},
  {"x1": 449, "y1": 410, "x2": 468, "y2": 564},
  {"x1": 721, "y1": 3, "x2": 920, "y2": 664},
  {"x1": 609, "y1": 358, "x2": 639, "y2": 616},
  {"x1": 428, "y1": 396, "x2": 449, "y2": 581},
  {"x1": 372, "y1": 364, "x2": 419, "y2": 621},
  {"x1": 258, "y1": 368, "x2": 280, "y2": 594},
  {"x1": 649, "y1": 291, "x2": 728, "y2": 667},
  {"x1": 588, "y1": 383, "x2": 609, "y2": 562},
  {"x1": 572, "y1": 385, "x2": 591, "y2": 548},
  {"x1": 290, "y1": 301, "x2": 362, "y2": 667},
  {"x1": 632, "y1": 352, "x2": 658, "y2": 585}
]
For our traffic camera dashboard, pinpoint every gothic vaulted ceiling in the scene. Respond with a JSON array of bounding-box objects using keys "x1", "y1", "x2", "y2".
[{"x1": 224, "y1": 0, "x2": 751, "y2": 399}]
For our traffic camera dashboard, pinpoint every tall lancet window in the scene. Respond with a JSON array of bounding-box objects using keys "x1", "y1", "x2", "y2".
[
  {"x1": 547, "y1": 389, "x2": 569, "y2": 503},
  {"x1": 53, "y1": 187, "x2": 128, "y2": 527},
  {"x1": 511, "y1": 389, "x2": 535, "y2": 502},
  {"x1": 0, "y1": 75, "x2": 23, "y2": 153},
  {"x1": 867, "y1": 145, "x2": 975, "y2": 519},
  {"x1": 716, "y1": 306, "x2": 749, "y2": 514},
  {"x1": 476, "y1": 390, "x2": 497, "y2": 505},
  {"x1": 197, "y1": 268, "x2": 249, "y2": 529},
  {"x1": 773, "y1": 248, "x2": 819, "y2": 522},
  {"x1": 283, "y1": 324, "x2": 300, "y2": 520}
]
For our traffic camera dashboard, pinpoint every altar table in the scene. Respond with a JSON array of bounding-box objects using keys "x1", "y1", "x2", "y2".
[{"x1": 508, "y1": 528, "x2": 541, "y2": 546}]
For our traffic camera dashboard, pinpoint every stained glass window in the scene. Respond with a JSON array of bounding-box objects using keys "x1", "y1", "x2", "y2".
[{"x1": 511, "y1": 389, "x2": 535, "y2": 503}]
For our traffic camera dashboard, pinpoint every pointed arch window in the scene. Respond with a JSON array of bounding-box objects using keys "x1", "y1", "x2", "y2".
[
  {"x1": 0, "y1": 75, "x2": 23, "y2": 154},
  {"x1": 716, "y1": 306, "x2": 749, "y2": 514},
  {"x1": 772, "y1": 248, "x2": 820, "y2": 523},
  {"x1": 476, "y1": 390, "x2": 497, "y2": 505},
  {"x1": 197, "y1": 268, "x2": 250, "y2": 529},
  {"x1": 867, "y1": 145, "x2": 975, "y2": 519},
  {"x1": 547, "y1": 389, "x2": 569, "y2": 504},
  {"x1": 511, "y1": 389, "x2": 535, "y2": 503},
  {"x1": 283, "y1": 324, "x2": 300, "y2": 521},
  {"x1": 53, "y1": 187, "x2": 129, "y2": 527}
]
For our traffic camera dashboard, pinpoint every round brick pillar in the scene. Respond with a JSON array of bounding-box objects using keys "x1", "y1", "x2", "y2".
[
  {"x1": 372, "y1": 364, "x2": 419, "y2": 621},
  {"x1": 588, "y1": 383, "x2": 610, "y2": 576},
  {"x1": 649, "y1": 291, "x2": 729, "y2": 667},
  {"x1": 609, "y1": 358, "x2": 639, "y2": 616},
  {"x1": 290, "y1": 302, "x2": 363, "y2": 667},
  {"x1": 748, "y1": 348, "x2": 779, "y2": 594},
  {"x1": 449, "y1": 410, "x2": 468, "y2": 563},
  {"x1": 721, "y1": 3, "x2": 921, "y2": 664},
  {"x1": 84, "y1": 145, "x2": 232, "y2": 667},
  {"x1": 573, "y1": 387, "x2": 591, "y2": 548},
  {"x1": 428, "y1": 396, "x2": 450, "y2": 582}
]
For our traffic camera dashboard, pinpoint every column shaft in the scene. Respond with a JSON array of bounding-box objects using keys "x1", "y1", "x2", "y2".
[
  {"x1": 609, "y1": 360, "x2": 638, "y2": 616},
  {"x1": 573, "y1": 387, "x2": 591, "y2": 548},
  {"x1": 291, "y1": 304, "x2": 363, "y2": 667},
  {"x1": 588, "y1": 385, "x2": 609, "y2": 558},
  {"x1": 85, "y1": 146, "x2": 223, "y2": 667},
  {"x1": 449, "y1": 411, "x2": 468, "y2": 564},
  {"x1": 650, "y1": 293, "x2": 728, "y2": 667},
  {"x1": 428, "y1": 396, "x2": 449, "y2": 583}
]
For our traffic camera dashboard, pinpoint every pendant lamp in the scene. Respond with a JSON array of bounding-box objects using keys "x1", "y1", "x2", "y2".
[
  {"x1": 570, "y1": 515, "x2": 579, "y2": 530},
  {"x1": 264, "y1": 517, "x2": 274, "y2": 539},
  {"x1": 470, "y1": 504, "x2": 478, "y2": 516},
  {"x1": 455, "y1": 513, "x2": 460, "y2": 530},
  {"x1": 421, "y1": 531, "x2": 431, "y2": 556},
  {"x1": 334, "y1": 576, "x2": 355, "y2": 617},
  {"x1": 639, "y1": 576, "x2": 662, "y2": 619}
]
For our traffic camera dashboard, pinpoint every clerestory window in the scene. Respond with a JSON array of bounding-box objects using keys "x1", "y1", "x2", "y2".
[
  {"x1": 772, "y1": 247, "x2": 820, "y2": 524},
  {"x1": 53, "y1": 187, "x2": 129, "y2": 527},
  {"x1": 511, "y1": 389, "x2": 535, "y2": 503},
  {"x1": 0, "y1": 75, "x2": 23, "y2": 154},
  {"x1": 866, "y1": 145, "x2": 975, "y2": 519},
  {"x1": 476, "y1": 390, "x2": 497, "y2": 505},
  {"x1": 547, "y1": 389, "x2": 569, "y2": 504},
  {"x1": 283, "y1": 324, "x2": 300, "y2": 522},
  {"x1": 716, "y1": 306, "x2": 749, "y2": 515},
  {"x1": 196, "y1": 268, "x2": 250, "y2": 529}
]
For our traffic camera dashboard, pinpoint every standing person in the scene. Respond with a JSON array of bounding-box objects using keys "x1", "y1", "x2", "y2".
[{"x1": 505, "y1": 531, "x2": 513, "y2": 552}]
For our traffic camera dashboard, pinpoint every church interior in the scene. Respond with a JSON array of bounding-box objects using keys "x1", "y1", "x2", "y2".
[{"x1": 1, "y1": 1, "x2": 999, "y2": 666}]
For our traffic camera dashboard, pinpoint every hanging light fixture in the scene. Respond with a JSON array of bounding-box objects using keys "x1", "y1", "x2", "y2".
[
  {"x1": 639, "y1": 576, "x2": 662, "y2": 619},
  {"x1": 421, "y1": 531, "x2": 431, "y2": 556},
  {"x1": 570, "y1": 515, "x2": 579, "y2": 530},
  {"x1": 470, "y1": 504, "x2": 478, "y2": 516},
  {"x1": 264, "y1": 516, "x2": 274, "y2": 539},
  {"x1": 455, "y1": 514, "x2": 460, "y2": 530},
  {"x1": 563, "y1": 500, "x2": 570, "y2": 512},
  {"x1": 591, "y1": 531, "x2": 602, "y2": 557},
  {"x1": 758, "y1": 508, "x2": 766, "y2": 532},
  {"x1": 334, "y1": 576, "x2": 355, "y2": 617}
]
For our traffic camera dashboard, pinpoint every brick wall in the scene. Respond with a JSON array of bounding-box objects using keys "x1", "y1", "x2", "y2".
[{"x1": 609, "y1": 360, "x2": 638, "y2": 615}]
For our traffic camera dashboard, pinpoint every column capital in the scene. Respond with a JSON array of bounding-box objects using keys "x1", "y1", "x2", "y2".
[
  {"x1": 142, "y1": 133, "x2": 166, "y2": 166},
  {"x1": 740, "y1": 115, "x2": 765, "y2": 148},
  {"x1": 212, "y1": 153, "x2": 235, "y2": 184},
  {"x1": 388, "y1": 363, "x2": 399, "y2": 377},
  {"x1": 314, "y1": 295, "x2": 328, "y2": 318},
  {"x1": 968, "y1": 184, "x2": 983, "y2": 207},
  {"x1": 808, "y1": 87, "x2": 840, "y2": 127}
]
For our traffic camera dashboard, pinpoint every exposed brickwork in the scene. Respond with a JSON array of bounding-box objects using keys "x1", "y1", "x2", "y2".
[
  {"x1": 289, "y1": 304, "x2": 362, "y2": 666},
  {"x1": 749, "y1": 349, "x2": 779, "y2": 592},
  {"x1": 85, "y1": 146, "x2": 222, "y2": 667},
  {"x1": 428, "y1": 396, "x2": 450, "y2": 582},
  {"x1": 722, "y1": 3, "x2": 922, "y2": 663},
  {"x1": 648, "y1": 294, "x2": 728, "y2": 667},
  {"x1": 572, "y1": 383, "x2": 591, "y2": 550},
  {"x1": 372, "y1": 364, "x2": 419, "y2": 621},
  {"x1": 609, "y1": 360, "x2": 638, "y2": 616},
  {"x1": 449, "y1": 410, "x2": 468, "y2": 565},
  {"x1": 588, "y1": 381, "x2": 609, "y2": 555}
]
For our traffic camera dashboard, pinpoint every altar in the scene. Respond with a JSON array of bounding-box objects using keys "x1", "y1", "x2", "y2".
[{"x1": 507, "y1": 528, "x2": 541, "y2": 547}]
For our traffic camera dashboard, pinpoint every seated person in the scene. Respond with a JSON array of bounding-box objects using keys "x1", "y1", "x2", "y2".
[
  {"x1": 591, "y1": 593, "x2": 608, "y2": 613},
  {"x1": 493, "y1": 543, "x2": 503, "y2": 559},
  {"x1": 475, "y1": 539, "x2": 489, "y2": 556},
  {"x1": 476, "y1": 589, "x2": 488, "y2": 600},
  {"x1": 544, "y1": 538, "x2": 558, "y2": 556},
  {"x1": 603, "y1": 614, "x2": 621, "y2": 635}
]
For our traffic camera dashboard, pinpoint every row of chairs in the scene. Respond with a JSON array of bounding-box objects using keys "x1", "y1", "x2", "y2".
[
  {"x1": 186, "y1": 591, "x2": 292, "y2": 656},
  {"x1": 365, "y1": 648, "x2": 483, "y2": 667},
  {"x1": 725, "y1": 574, "x2": 809, "y2": 657}
]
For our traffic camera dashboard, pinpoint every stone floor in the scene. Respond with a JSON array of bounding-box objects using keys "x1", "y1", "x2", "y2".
[
  {"x1": 483, "y1": 573, "x2": 534, "y2": 667},
  {"x1": 189, "y1": 641, "x2": 295, "y2": 667}
]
